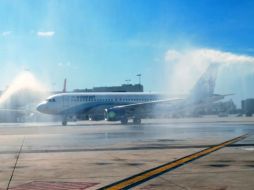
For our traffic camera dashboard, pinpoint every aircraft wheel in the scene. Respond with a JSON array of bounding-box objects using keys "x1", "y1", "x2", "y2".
[
  {"x1": 62, "y1": 120, "x2": 67, "y2": 126},
  {"x1": 120, "y1": 117, "x2": 128, "y2": 125},
  {"x1": 133, "y1": 117, "x2": 141, "y2": 125}
]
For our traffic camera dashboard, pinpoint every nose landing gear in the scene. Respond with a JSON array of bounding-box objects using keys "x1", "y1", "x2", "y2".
[
  {"x1": 62, "y1": 116, "x2": 68, "y2": 126},
  {"x1": 62, "y1": 120, "x2": 67, "y2": 126}
]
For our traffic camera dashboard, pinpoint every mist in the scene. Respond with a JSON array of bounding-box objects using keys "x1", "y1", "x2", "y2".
[
  {"x1": 164, "y1": 48, "x2": 254, "y2": 98},
  {"x1": 0, "y1": 70, "x2": 49, "y2": 104},
  {"x1": 0, "y1": 70, "x2": 52, "y2": 122}
]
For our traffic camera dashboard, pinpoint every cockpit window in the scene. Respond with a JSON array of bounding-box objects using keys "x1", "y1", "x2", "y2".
[{"x1": 47, "y1": 98, "x2": 56, "y2": 102}]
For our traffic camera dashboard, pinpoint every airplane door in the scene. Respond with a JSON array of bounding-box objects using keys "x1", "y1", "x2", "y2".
[{"x1": 63, "y1": 96, "x2": 69, "y2": 108}]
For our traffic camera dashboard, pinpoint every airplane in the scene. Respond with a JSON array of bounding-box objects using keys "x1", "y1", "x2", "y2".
[{"x1": 36, "y1": 64, "x2": 229, "y2": 126}]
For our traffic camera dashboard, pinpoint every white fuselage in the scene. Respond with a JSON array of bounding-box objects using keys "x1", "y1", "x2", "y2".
[{"x1": 36, "y1": 92, "x2": 167, "y2": 116}]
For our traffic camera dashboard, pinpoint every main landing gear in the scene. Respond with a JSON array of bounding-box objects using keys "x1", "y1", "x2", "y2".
[
  {"x1": 120, "y1": 117, "x2": 128, "y2": 125},
  {"x1": 62, "y1": 116, "x2": 68, "y2": 126},
  {"x1": 62, "y1": 120, "x2": 67, "y2": 126},
  {"x1": 133, "y1": 117, "x2": 141, "y2": 125},
  {"x1": 120, "y1": 117, "x2": 142, "y2": 125}
]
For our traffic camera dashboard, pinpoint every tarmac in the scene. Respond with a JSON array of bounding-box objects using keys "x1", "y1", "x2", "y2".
[{"x1": 0, "y1": 116, "x2": 254, "y2": 189}]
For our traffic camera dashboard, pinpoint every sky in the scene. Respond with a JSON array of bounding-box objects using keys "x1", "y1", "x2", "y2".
[{"x1": 0, "y1": 0, "x2": 254, "y2": 106}]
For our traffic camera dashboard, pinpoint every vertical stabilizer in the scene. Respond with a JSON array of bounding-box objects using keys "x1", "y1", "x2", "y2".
[{"x1": 188, "y1": 63, "x2": 219, "y2": 102}]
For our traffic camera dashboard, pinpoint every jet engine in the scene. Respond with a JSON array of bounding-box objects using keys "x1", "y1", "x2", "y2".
[{"x1": 104, "y1": 108, "x2": 125, "y2": 121}]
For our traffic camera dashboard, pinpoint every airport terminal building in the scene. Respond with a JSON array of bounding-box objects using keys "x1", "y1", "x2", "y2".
[
  {"x1": 242, "y1": 99, "x2": 254, "y2": 116},
  {"x1": 73, "y1": 84, "x2": 144, "y2": 93}
]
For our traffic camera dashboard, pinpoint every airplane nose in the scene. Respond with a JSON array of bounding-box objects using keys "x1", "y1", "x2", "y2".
[{"x1": 36, "y1": 103, "x2": 47, "y2": 113}]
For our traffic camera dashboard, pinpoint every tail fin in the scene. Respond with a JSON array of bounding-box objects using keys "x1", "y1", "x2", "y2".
[
  {"x1": 188, "y1": 63, "x2": 219, "y2": 102},
  {"x1": 63, "y1": 78, "x2": 67, "y2": 93}
]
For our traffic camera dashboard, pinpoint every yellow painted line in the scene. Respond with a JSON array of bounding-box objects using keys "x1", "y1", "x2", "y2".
[{"x1": 98, "y1": 134, "x2": 247, "y2": 190}]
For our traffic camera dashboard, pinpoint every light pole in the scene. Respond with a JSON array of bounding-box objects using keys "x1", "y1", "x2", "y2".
[
  {"x1": 136, "y1": 74, "x2": 142, "y2": 91},
  {"x1": 136, "y1": 74, "x2": 141, "y2": 85},
  {"x1": 125, "y1": 79, "x2": 131, "y2": 84}
]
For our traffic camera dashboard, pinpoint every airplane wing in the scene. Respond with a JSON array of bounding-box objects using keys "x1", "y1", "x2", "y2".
[
  {"x1": 105, "y1": 98, "x2": 184, "y2": 121},
  {"x1": 112, "y1": 98, "x2": 184, "y2": 109}
]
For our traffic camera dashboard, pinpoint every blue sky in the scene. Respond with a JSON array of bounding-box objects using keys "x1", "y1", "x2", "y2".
[{"x1": 1, "y1": 0, "x2": 254, "y2": 105}]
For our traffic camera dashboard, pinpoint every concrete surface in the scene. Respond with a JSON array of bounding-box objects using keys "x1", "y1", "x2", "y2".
[{"x1": 0, "y1": 117, "x2": 253, "y2": 189}]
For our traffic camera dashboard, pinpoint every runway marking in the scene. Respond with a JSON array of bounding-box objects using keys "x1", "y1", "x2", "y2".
[
  {"x1": 8, "y1": 181, "x2": 99, "y2": 190},
  {"x1": 7, "y1": 137, "x2": 25, "y2": 190},
  {"x1": 98, "y1": 134, "x2": 248, "y2": 190},
  {"x1": 1, "y1": 143, "x2": 253, "y2": 155}
]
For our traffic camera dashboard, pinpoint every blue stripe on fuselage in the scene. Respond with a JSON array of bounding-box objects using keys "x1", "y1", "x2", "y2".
[{"x1": 58, "y1": 101, "x2": 128, "y2": 116}]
